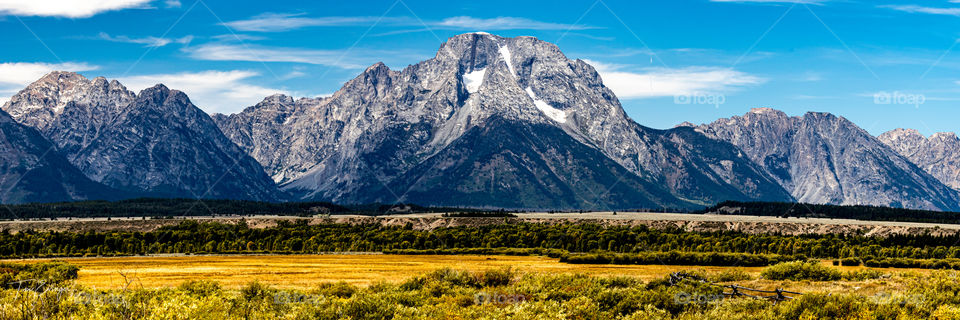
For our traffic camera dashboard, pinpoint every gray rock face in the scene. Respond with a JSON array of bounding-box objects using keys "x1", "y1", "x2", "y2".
[
  {"x1": 697, "y1": 108, "x2": 960, "y2": 211},
  {"x1": 879, "y1": 128, "x2": 960, "y2": 191},
  {"x1": 0, "y1": 109, "x2": 119, "y2": 204},
  {"x1": 3, "y1": 72, "x2": 281, "y2": 201},
  {"x1": 216, "y1": 33, "x2": 792, "y2": 208}
]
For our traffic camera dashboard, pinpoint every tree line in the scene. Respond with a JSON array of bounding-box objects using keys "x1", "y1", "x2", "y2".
[
  {"x1": 698, "y1": 200, "x2": 960, "y2": 224},
  {"x1": 0, "y1": 198, "x2": 484, "y2": 220},
  {"x1": 3, "y1": 221, "x2": 960, "y2": 265}
]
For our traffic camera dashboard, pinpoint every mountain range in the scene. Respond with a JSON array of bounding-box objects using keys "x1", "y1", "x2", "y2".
[{"x1": 1, "y1": 32, "x2": 958, "y2": 211}]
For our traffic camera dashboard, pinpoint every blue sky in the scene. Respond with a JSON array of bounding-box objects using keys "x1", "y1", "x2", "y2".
[{"x1": 2, "y1": 0, "x2": 960, "y2": 136}]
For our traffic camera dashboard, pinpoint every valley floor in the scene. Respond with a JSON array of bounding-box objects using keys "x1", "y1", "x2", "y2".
[{"x1": 5, "y1": 254, "x2": 930, "y2": 291}]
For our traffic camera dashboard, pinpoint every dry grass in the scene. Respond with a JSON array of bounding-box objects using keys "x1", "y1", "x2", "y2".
[
  {"x1": 5, "y1": 254, "x2": 929, "y2": 292},
  {"x1": 8, "y1": 254, "x2": 766, "y2": 289}
]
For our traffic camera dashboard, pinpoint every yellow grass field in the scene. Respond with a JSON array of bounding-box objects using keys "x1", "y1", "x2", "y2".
[
  {"x1": 6, "y1": 254, "x2": 772, "y2": 289},
  {"x1": 6, "y1": 254, "x2": 928, "y2": 292}
]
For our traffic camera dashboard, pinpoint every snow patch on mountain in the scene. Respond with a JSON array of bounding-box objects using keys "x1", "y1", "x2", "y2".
[
  {"x1": 463, "y1": 68, "x2": 485, "y2": 93},
  {"x1": 499, "y1": 46, "x2": 515, "y2": 76},
  {"x1": 525, "y1": 87, "x2": 566, "y2": 123}
]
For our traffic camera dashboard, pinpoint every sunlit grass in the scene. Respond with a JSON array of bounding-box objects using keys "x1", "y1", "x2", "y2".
[{"x1": 6, "y1": 254, "x2": 931, "y2": 291}]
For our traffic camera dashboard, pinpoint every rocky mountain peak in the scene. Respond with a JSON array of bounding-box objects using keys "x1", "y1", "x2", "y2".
[
  {"x1": 2, "y1": 73, "x2": 282, "y2": 201},
  {"x1": 880, "y1": 128, "x2": 960, "y2": 191},
  {"x1": 802, "y1": 111, "x2": 842, "y2": 121},
  {"x1": 749, "y1": 107, "x2": 783, "y2": 115},
  {"x1": 931, "y1": 131, "x2": 958, "y2": 141},
  {"x1": 215, "y1": 32, "x2": 794, "y2": 208},
  {"x1": 4, "y1": 71, "x2": 135, "y2": 135},
  {"x1": 885, "y1": 128, "x2": 921, "y2": 136},
  {"x1": 700, "y1": 108, "x2": 960, "y2": 210},
  {"x1": 262, "y1": 93, "x2": 294, "y2": 105},
  {"x1": 33, "y1": 71, "x2": 85, "y2": 86}
]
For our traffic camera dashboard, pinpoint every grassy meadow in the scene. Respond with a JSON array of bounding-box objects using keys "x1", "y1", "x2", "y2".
[
  {"x1": 1, "y1": 259, "x2": 958, "y2": 319},
  {"x1": 2, "y1": 220, "x2": 960, "y2": 318},
  {"x1": 14, "y1": 254, "x2": 771, "y2": 289}
]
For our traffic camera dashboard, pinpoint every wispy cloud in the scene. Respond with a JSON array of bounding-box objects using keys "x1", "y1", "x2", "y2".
[
  {"x1": 710, "y1": 0, "x2": 827, "y2": 4},
  {"x1": 185, "y1": 43, "x2": 376, "y2": 69},
  {"x1": 583, "y1": 59, "x2": 765, "y2": 99},
  {"x1": 0, "y1": 62, "x2": 99, "y2": 104},
  {"x1": 211, "y1": 34, "x2": 268, "y2": 42},
  {"x1": 0, "y1": 0, "x2": 152, "y2": 18},
  {"x1": 97, "y1": 32, "x2": 193, "y2": 48},
  {"x1": 799, "y1": 71, "x2": 822, "y2": 82},
  {"x1": 433, "y1": 16, "x2": 596, "y2": 31},
  {"x1": 221, "y1": 13, "x2": 393, "y2": 32},
  {"x1": 880, "y1": 5, "x2": 960, "y2": 16},
  {"x1": 221, "y1": 13, "x2": 595, "y2": 33},
  {"x1": 117, "y1": 70, "x2": 284, "y2": 114}
]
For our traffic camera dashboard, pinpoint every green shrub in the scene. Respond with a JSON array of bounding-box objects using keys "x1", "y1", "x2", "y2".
[
  {"x1": 178, "y1": 279, "x2": 222, "y2": 296},
  {"x1": 475, "y1": 267, "x2": 514, "y2": 287},
  {"x1": 761, "y1": 261, "x2": 842, "y2": 281},
  {"x1": 710, "y1": 269, "x2": 754, "y2": 282},
  {"x1": 842, "y1": 269, "x2": 885, "y2": 281},
  {"x1": 240, "y1": 281, "x2": 274, "y2": 301},
  {"x1": 316, "y1": 281, "x2": 357, "y2": 298},
  {"x1": 841, "y1": 257, "x2": 861, "y2": 266},
  {"x1": 0, "y1": 261, "x2": 79, "y2": 290}
]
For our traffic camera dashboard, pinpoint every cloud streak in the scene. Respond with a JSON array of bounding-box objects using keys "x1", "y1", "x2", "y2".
[
  {"x1": 433, "y1": 16, "x2": 597, "y2": 31},
  {"x1": 118, "y1": 70, "x2": 285, "y2": 114},
  {"x1": 710, "y1": 0, "x2": 826, "y2": 4},
  {"x1": 583, "y1": 60, "x2": 765, "y2": 99},
  {"x1": 221, "y1": 13, "x2": 595, "y2": 32},
  {"x1": 97, "y1": 32, "x2": 193, "y2": 48},
  {"x1": 0, "y1": 0, "x2": 152, "y2": 18},
  {"x1": 880, "y1": 5, "x2": 960, "y2": 16},
  {"x1": 185, "y1": 44, "x2": 376, "y2": 69},
  {"x1": 221, "y1": 13, "x2": 394, "y2": 32}
]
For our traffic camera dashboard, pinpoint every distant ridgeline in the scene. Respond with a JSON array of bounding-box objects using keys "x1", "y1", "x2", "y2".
[
  {"x1": 698, "y1": 200, "x2": 960, "y2": 224},
  {"x1": 0, "y1": 198, "x2": 477, "y2": 220}
]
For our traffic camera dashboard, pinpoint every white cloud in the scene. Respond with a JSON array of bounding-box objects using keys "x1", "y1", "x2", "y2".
[
  {"x1": 0, "y1": 62, "x2": 98, "y2": 103},
  {"x1": 118, "y1": 70, "x2": 285, "y2": 114},
  {"x1": 222, "y1": 13, "x2": 392, "y2": 32},
  {"x1": 880, "y1": 5, "x2": 960, "y2": 16},
  {"x1": 434, "y1": 16, "x2": 596, "y2": 31},
  {"x1": 185, "y1": 43, "x2": 370, "y2": 69},
  {"x1": 211, "y1": 34, "x2": 267, "y2": 41},
  {"x1": 97, "y1": 32, "x2": 193, "y2": 47},
  {"x1": 221, "y1": 13, "x2": 594, "y2": 32},
  {"x1": 163, "y1": 0, "x2": 180, "y2": 8},
  {"x1": 0, "y1": 0, "x2": 151, "y2": 18},
  {"x1": 583, "y1": 59, "x2": 765, "y2": 99},
  {"x1": 799, "y1": 71, "x2": 822, "y2": 82},
  {"x1": 710, "y1": 0, "x2": 826, "y2": 4}
]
